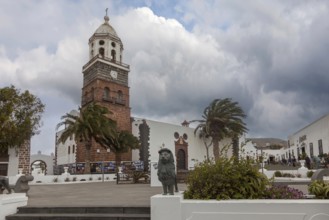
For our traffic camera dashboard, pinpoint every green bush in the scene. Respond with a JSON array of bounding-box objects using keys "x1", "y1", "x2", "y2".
[
  {"x1": 307, "y1": 171, "x2": 314, "y2": 178},
  {"x1": 184, "y1": 157, "x2": 269, "y2": 200},
  {"x1": 128, "y1": 171, "x2": 149, "y2": 183},
  {"x1": 308, "y1": 180, "x2": 329, "y2": 199},
  {"x1": 282, "y1": 173, "x2": 295, "y2": 178},
  {"x1": 274, "y1": 171, "x2": 282, "y2": 177}
]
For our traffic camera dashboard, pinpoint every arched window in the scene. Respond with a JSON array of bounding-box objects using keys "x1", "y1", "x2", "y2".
[
  {"x1": 103, "y1": 87, "x2": 110, "y2": 100},
  {"x1": 68, "y1": 146, "x2": 71, "y2": 155},
  {"x1": 99, "y1": 47, "x2": 105, "y2": 57},
  {"x1": 91, "y1": 87, "x2": 95, "y2": 100},
  {"x1": 117, "y1": 90, "x2": 123, "y2": 101},
  {"x1": 111, "y1": 49, "x2": 116, "y2": 61},
  {"x1": 90, "y1": 50, "x2": 94, "y2": 58},
  {"x1": 177, "y1": 149, "x2": 186, "y2": 170},
  {"x1": 72, "y1": 145, "x2": 75, "y2": 154}
]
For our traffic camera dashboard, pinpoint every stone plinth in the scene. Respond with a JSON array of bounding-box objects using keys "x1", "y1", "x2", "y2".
[{"x1": 0, "y1": 193, "x2": 28, "y2": 220}]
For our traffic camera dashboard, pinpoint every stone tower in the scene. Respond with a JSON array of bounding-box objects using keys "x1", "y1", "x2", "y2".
[{"x1": 76, "y1": 11, "x2": 131, "y2": 164}]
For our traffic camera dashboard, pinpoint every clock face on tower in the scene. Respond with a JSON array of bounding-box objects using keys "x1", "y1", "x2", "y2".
[{"x1": 110, "y1": 70, "x2": 118, "y2": 79}]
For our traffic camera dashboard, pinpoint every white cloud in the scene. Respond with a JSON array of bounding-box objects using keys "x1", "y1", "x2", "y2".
[{"x1": 1, "y1": 1, "x2": 329, "y2": 154}]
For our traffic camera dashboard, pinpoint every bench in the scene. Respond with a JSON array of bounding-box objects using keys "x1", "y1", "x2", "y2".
[
  {"x1": 273, "y1": 169, "x2": 329, "y2": 187},
  {"x1": 0, "y1": 175, "x2": 34, "y2": 194},
  {"x1": 116, "y1": 172, "x2": 132, "y2": 184}
]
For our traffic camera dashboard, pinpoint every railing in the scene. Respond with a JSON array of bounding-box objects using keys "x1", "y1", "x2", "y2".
[{"x1": 83, "y1": 54, "x2": 130, "y2": 70}]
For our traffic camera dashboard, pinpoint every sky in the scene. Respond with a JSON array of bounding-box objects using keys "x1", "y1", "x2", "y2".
[{"x1": 1, "y1": 0, "x2": 329, "y2": 155}]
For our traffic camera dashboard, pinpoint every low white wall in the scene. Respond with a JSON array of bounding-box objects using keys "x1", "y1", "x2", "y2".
[
  {"x1": 0, "y1": 193, "x2": 27, "y2": 220},
  {"x1": 262, "y1": 169, "x2": 315, "y2": 179},
  {"x1": 8, "y1": 173, "x2": 117, "y2": 185},
  {"x1": 151, "y1": 193, "x2": 329, "y2": 220}
]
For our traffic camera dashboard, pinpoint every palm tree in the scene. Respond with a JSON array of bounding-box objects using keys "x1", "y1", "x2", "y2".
[
  {"x1": 195, "y1": 127, "x2": 213, "y2": 161},
  {"x1": 56, "y1": 103, "x2": 116, "y2": 173},
  {"x1": 192, "y1": 98, "x2": 248, "y2": 160},
  {"x1": 99, "y1": 129, "x2": 140, "y2": 171}
]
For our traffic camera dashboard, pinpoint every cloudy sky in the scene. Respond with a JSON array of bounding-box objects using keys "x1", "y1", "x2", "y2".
[{"x1": 1, "y1": 0, "x2": 329, "y2": 155}]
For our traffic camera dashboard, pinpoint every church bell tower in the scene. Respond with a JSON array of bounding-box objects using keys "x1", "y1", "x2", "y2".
[{"x1": 77, "y1": 11, "x2": 131, "y2": 164}]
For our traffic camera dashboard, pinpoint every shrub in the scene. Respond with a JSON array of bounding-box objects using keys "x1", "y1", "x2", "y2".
[
  {"x1": 89, "y1": 177, "x2": 93, "y2": 181},
  {"x1": 106, "y1": 177, "x2": 110, "y2": 180},
  {"x1": 64, "y1": 177, "x2": 70, "y2": 182},
  {"x1": 53, "y1": 177, "x2": 58, "y2": 182},
  {"x1": 264, "y1": 186, "x2": 304, "y2": 199},
  {"x1": 282, "y1": 173, "x2": 295, "y2": 178},
  {"x1": 307, "y1": 171, "x2": 314, "y2": 178},
  {"x1": 274, "y1": 171, "x2": 282, "y2": 177},
  {"x1": 184, "y1": 157, "x2": 269, "y2": 200},
  {"x1": 72, "y1": 177, "x2": 77, "y2": 182},
  {"x1": 295, "y1": 173, "x2": 301, "y2": 178},
  {"x1": 98, "y1": 177, "x2": 102, "y2": 180},
  {"x1": 308, "y1": 180, "x2": 329, "y2": 199},
  {"x1": 128, "y1": 171, "x2": 149, "y2": 183}
]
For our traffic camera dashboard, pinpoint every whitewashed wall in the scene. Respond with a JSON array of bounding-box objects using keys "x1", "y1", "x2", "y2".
[
  {"x1": 7, "y1": 148, "x2": 19, "y2": 176},
  {"x1": 56, "y1": 129, "x2": 77, "y2": 165},
  {"x1": 287, "y1": 113, "x2": 329, "y2": 158},
  {"x1": 151, "y1": 193, "x2": 329, "y2": 220},
  {"x1": 132, "y1": 118, "x2": 214, "y2": 168},
  {"x1": 131, "y1": 117, "x2": 243, "y2": 186},
  {"x1": 30, "y1": 151, "x2": 55, "y2": 175}
]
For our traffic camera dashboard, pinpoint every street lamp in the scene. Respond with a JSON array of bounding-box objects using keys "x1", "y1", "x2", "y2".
[
  {"x1": 97, "y1": 148, "x2": 111, "y2": 182},
  {"x1": 254, "y1": 142, "x2": 269, "y2": 174}
]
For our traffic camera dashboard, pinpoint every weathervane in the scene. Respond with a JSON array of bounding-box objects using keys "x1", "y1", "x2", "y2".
[{"x1": 105, "y1": 8, "x2": 108, "y2": 16}]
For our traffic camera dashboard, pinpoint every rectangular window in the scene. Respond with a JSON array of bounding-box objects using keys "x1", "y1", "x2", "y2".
[
  {"x1": 318, "y1": 139, "x2": 323, "y2": 156},
  {"x1": 310, "y1": 143, "x2": 314, "y2": 157},
  {"x1": 0, "y1": 163, "x2": 8, "y2": 176},
  {"x1": 0, "y1": 149, "x2": 9, "y2": 162}
]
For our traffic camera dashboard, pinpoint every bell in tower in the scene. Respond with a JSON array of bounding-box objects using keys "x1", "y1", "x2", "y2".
[{"x1": 88, "y1": 9, "x2": 123, "y2": 62}]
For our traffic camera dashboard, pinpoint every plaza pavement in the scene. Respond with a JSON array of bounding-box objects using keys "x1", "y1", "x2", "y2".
[
  {"x1": 27, "y1": 182, "x2": 187, "y2": 207},
  {"x1": 26, "y1": 182, "x2": 309, "y2": 207}
]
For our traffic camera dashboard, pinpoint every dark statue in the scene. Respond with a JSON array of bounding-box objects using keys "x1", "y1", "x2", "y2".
[
  {"x1": 0, "y1": 175, "x2": 34, "y2": 194},
  {"x1": 0, "y1": 176, "x2": 12, "y2": 194},
  {"x1": 13, "y1": 175, "x2": 34, "y2": 193},
  {"x1": 157, "y1": 148, "x2": 178, "y2": 195}
]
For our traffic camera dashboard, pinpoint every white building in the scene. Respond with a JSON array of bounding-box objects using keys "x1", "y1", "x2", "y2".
[
  {"x1": 285, "y1": 113, "x2": 329, "y2": 160},
  {"x1": 30, "y1": 151, "x2": 55, "y2": 175},
  {"x1": 55, "y1": 116, "x2": 238, "y2": 174}
]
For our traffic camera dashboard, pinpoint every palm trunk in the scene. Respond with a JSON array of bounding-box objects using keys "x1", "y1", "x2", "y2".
[
  {"x1": 84, "y1": 140, "x2": 91, "y2": 174},
  {"x1": 213, "y1": 137, "x2": 220, "y2": 160},
  {"x1": 115, "y1": 152, "x2": 122, "y2": 172},
  {"x1": 232, "y1": 135, "x2": 239, "y2": 163}
]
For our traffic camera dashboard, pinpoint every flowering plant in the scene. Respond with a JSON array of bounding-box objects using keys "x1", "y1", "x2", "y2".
[{"x1": 264, "y1": 186, "x2": 304, "y2": 199}]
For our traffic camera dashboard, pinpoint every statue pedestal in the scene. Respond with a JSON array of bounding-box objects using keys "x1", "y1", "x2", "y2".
[
  {"x1": 0, "y1": 193, "x2": 27, "y2": 220},
  {"x1": 298, "y1": 160, "x2": 308, "y2": 178}
]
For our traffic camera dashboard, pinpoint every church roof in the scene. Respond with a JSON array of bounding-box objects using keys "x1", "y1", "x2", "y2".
[{"x1": 94, "y1": 15, "x2": 119, "y2": 38}]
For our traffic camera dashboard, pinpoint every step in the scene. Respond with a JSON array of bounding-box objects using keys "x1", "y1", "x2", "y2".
[
  {"x1": 6, "y1": 213, "x2": 150, "y2": 220},
  {"x1": 15, "y1": 207, "x2": 150, "y2": 214},
  {"x1": 6, "y1": 206, "x2": 150, "y2": 220}
]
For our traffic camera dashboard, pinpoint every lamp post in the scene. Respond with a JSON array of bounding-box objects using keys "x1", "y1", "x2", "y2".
[
  {"x1": 97, "y1": 148, "x2": 111, "y2": 182},
  {"x1": 254, "y1": 142, "x2": 269, "y2": 174}
]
